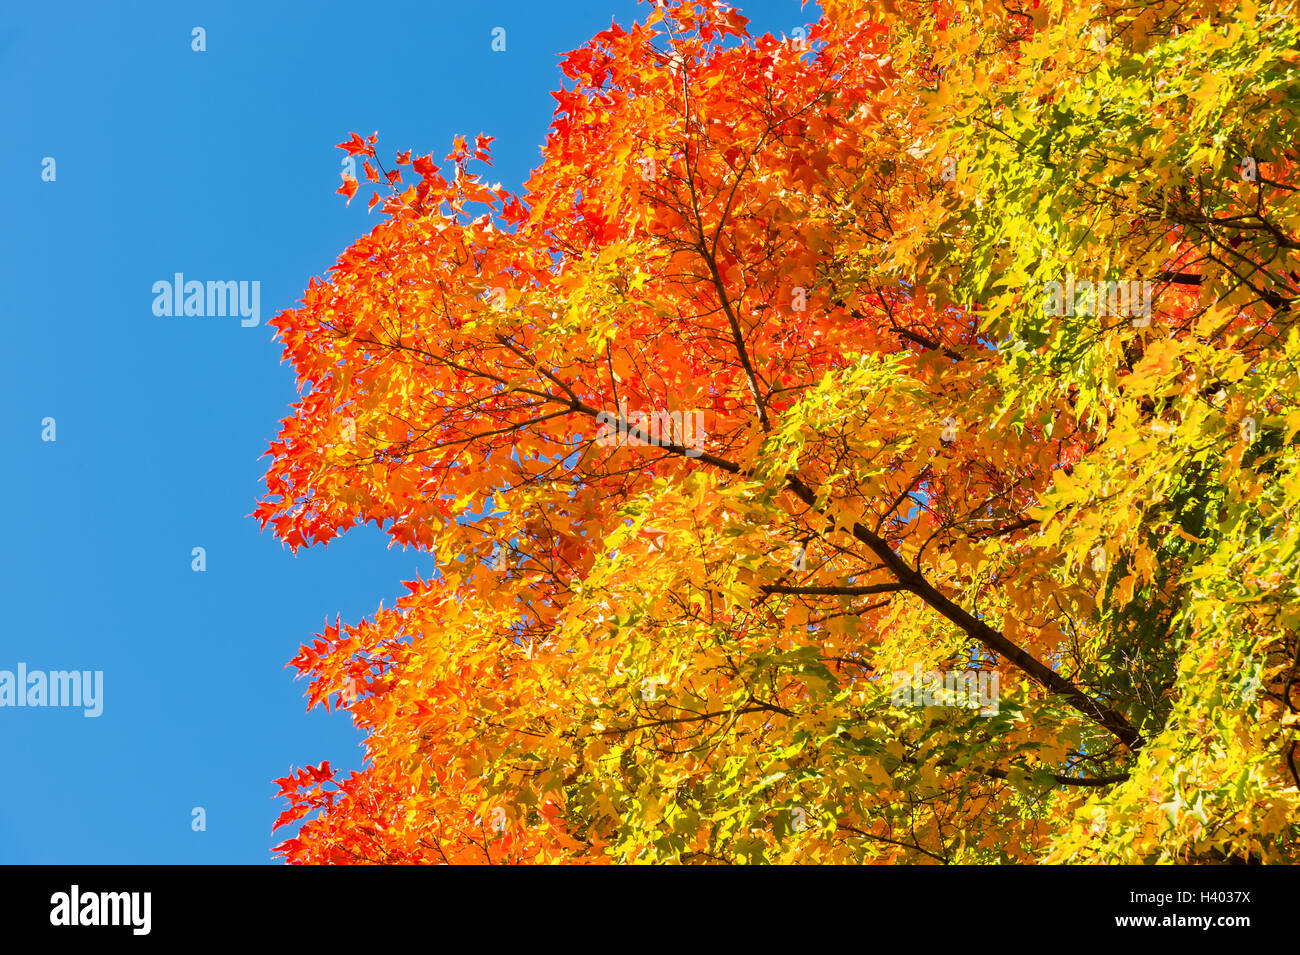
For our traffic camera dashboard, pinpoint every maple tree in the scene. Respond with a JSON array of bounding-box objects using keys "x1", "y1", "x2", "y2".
[{"x1": 260, "y1": 0, "x2": 1300, "y2": 863}]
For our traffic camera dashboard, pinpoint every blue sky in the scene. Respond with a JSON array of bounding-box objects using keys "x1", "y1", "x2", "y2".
[{"x1": 1, "y1": 0, "x2": 811, "y2": 863}]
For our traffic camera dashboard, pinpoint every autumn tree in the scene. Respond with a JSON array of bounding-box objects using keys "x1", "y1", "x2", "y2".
[{"x1": 261, "y1": 0, "x2": 1300, "y2": 863}]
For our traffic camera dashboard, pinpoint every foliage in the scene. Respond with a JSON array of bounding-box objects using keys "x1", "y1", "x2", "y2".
[{"x1": 261, "y1": 0, "x2": 1300, "y2": 863}]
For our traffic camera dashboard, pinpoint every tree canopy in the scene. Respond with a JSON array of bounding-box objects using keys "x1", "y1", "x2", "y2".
[{"x1": 260, "y1": 0, "x2": 1300, "y2": 863}]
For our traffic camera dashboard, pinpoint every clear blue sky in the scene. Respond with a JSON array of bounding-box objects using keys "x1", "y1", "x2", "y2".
[{"x1": 1, "y1": 0, "x2": 811, "y2": 863}]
